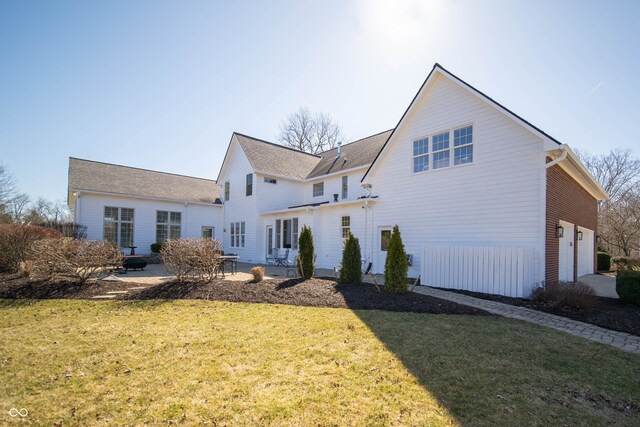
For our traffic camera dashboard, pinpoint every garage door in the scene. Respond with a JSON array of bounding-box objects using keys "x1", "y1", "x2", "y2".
[{"x1": 577, "y1": 227, "x2": 595, "y2": 278}]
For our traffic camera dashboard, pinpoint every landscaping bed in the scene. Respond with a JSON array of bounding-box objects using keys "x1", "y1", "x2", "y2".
[
  {"x1": 0, "y1": 273, "x2": 489, "y2": 315},
  {"x1": 446, "y1": 288, "x2": 640, "y2": 336}
]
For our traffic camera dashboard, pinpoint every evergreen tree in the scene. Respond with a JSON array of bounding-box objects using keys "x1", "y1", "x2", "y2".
[
  {"x1": 384, "y1": 225, "x2": 409, "y2": 293},
  {"x1": 340, "y1": 232, "x2": 362, "y2": 283},
  {"x1": 297, "y1": 225, "x2": 315, "y2": 279}
]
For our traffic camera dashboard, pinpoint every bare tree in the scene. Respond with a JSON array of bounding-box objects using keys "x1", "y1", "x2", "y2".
[
  {"x1": 578, "y1": 148, "x2": 640, "y2": 256},
  {"x1": 578, "y1": 148, "x2": 640, "y2": 202},
  {"x1": 278, "y1": 107, "x2": 344, "y2": 154},
  {"x1": 8, "y1": 193, "x2": 30, "y2": 223},
  {"x1": 0, "y1": 161, "x2": 18, "y2": 211}
]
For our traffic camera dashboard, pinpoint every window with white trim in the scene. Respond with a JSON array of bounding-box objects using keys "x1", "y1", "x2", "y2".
[
  {"x1": 412, "y1": 125, "x2": 473, "y2": 173},
  {"x1": 274, "y1": 217, "x2": 299, "y2": 249},
  {"x1": 313, "y1": 182, "x2": 324, "y2": 197},
  {"x1": 264, "y1": 177, "x2": 277, "y2": 184},
  {"x1": 246, "y1": 173, "x2": 253, "y2": 196},
  {"x1": 230, "y1": 221, "x2": 245, "y2": 248},
  {"x1": 202, "y1": 226, "x2": 214, "y2": 239},
  {"x1": 104, "y1": 207, "x2": 134, "y2": 246},
  {"x1": 224, "y1": 181, "x2": 230, "y2": 201},
  {"x1": 156, "y1": 211, "x2": 181, "y2": 243},
  {"x1": 342, "y1": 176, "x2": 348, "y2": 199},
  {"x1": 341, "y1": 216, "x2": 350, "y2": 238}
]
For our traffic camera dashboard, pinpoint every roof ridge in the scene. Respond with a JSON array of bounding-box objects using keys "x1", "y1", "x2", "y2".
[
  {"x1": 69, "y1": 157, "x2": 217, "y2": 183},
  {"x1": 317, "y1": 128, "x2": 394, "y2": 155},
  {"x1": 233, "y1": 132, "x2": 321, "y2": 158}
]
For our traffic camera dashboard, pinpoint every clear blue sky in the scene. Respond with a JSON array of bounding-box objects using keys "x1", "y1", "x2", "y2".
[{"x1": 1, "y1": 0, "x2": 639, "y2": 202}]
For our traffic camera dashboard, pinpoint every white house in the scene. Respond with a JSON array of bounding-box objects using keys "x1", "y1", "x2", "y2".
[
  {"x1": 68, "y1": 158, "x2": 224, "y2": 255},
  {"x1": 68, "y1": 64, "x2": 608, "y2": 297}
]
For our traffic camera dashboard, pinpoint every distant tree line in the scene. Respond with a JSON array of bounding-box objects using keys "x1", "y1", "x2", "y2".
[
  {"x1": 578, "y1": 148, "x2": 640, "y2": 257},
  {"x1": 0, "y1": 161, "x2": 85, "y2": 238}
]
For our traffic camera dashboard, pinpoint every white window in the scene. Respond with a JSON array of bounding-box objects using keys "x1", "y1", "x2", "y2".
[
  {"x1": 224, "y1": 181, "x2": 230, "y2": 201},
  {"x1": 230, "y1": 221, "x2": 245, "y2": 248},
  {"x1": 342, "y1": 176, "x2": 348, "y2": 199},
  {"x1": 264, "y1": 177, "x2": 277, "y2": 184},
  {"x1": 202, "y1": 226, "x2": 214, "y2": 239},
  {"x1": 156, "y1": 211, "x2": 181, "y2": 243},
  {"x1": 412, "y1": 125, "x2": 473, "y2": 173},
  {"x1": 246, "y1": 173, "x2": 253, "y2": 196},
  {"x1": 275, "y1": 217, "x2": 299, "y2": 249},
  {"x1": 412, "y1": 137, "x2": 429, "y2": 173},
  {"x1": 453, "y1": 125, "x2": 473, "y2": 165},
  {"x1": 313, "y1": 182, "x2": 324, "y2": 197},
  {"x1": 104, "y1": 207, "x2": 134, "y2": 247},
  {"x1": 341, "y1": 215, "x2": 350, "y2": 238}
]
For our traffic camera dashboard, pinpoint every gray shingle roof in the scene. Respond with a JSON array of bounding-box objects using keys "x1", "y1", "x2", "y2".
[
  {"x1": 234, "y1": 130, "x2": 393, "y2": 180},
  {"x1": 234, "y1": 133, "x2": 321, "y2": 180},
  {"x1": 306, "y1": 130, "x2": 393, "y2": 178},
  {"x1": 68, "y1": 158, "x2": 221, "y2": 203}
]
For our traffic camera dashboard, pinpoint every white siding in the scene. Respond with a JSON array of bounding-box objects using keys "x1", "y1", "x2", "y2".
[
  {"x1": 302, "y1": 171, "x2": 368, "y2": 205},
  {"x1": 75, "y1": 193, "x2": 223, "y2": 254},
  {"x1": 366, "y1": 74, "x2": 545, "y2": 296},
  {"x1": 256, "y1": 174, "x2": 305, "y2": 213},
  {"x1": 217, "y1": 137, "x2": 260, "y2": 262}
]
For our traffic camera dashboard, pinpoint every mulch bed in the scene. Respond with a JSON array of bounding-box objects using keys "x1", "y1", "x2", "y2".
[
  {"x1": 0, "y1": 273, "x2": 489, "y2": 315},
  {"x1": 446, "y1": 289, "x2": 640, "y2": 336}
]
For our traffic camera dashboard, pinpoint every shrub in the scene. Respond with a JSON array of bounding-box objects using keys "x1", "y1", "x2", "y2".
[
  {"x1": 532, "y1": 281, "x2": 597, "y2": 310},
  {"x1": 0, "y1": 224, "x2": 62, "y2": 273},
  {"x1": 29, "y1": 238, "x2": 122, "y2": 283},
  {"x1": 384, "y1": 225, "x2": 409, "y2": 294},
  {"x1": 611, "y1": 257, "x2": 640, "y2": 271},
  {"x1": 616, "y1": 270, "x2": 640, "y2": 305},
  {"x1": 150, "y1": 243, "x2": 163, "y2": 253},
  {"x1": 251, "y1": 266, "x2": 265, "y2": 282},
  {"x1": 297, "y1": 225, "x2": 314, "y2": 279},
  {"x1": 597, "y1": 252, "x2": 611, "y2": 271},
  {"x1": 160, "y1": 238, "x2": 222, "y2": 281},
  {"x1": 340, "y1": 232, "x2": 362, "y2": 283}
]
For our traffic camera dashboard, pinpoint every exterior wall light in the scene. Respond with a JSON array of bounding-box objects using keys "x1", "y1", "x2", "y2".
[
  {"x1": 556, "y1": 224, "x2": 564, "y2": 238},
  {"x1": 577, "y1": 230, "x2": 583, "y2": 240}
]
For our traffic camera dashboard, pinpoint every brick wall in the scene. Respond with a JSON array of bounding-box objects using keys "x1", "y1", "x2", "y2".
[{"x1": 546, "y1": 162, "x2": 598, "y2": 284}]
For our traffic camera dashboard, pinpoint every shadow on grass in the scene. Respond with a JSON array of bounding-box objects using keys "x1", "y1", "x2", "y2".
[{"x1": 332, "y1": 284, "x2": 640, "y2": 425}]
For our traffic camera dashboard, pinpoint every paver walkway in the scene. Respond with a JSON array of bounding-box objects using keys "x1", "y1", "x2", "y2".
[{"x1": 413, "y1": 286, "x2": 640, "y2": 355}]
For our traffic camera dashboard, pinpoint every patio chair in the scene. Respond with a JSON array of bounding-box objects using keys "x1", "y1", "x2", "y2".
[
  {"x1": 286, "y1": 256, "x2": 299, "y2": 277},
  {"x1": 275, "y1": 249, "x2": 290, "y2": 266}
]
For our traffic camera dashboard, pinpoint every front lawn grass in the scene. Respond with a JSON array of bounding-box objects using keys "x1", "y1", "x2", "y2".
[{"x1": 1, "y1": 299, "x2": 638, "y2": 426}]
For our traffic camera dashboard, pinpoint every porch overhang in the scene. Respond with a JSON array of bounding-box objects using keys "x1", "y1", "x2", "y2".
[{"x1": 259, "y1": 197, "x2": 378, "y2": 216}]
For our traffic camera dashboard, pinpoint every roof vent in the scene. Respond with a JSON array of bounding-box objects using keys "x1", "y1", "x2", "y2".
[{"x1": 336, "y1": 141, "x2": 342, "y2": 159}]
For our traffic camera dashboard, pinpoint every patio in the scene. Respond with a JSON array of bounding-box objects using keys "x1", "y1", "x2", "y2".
[{"x1": 104, "y1": 261, "x2": 338, "y2": 286}]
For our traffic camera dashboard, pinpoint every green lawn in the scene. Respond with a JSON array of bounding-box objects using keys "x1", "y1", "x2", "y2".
[{"x1": 1, "y1": 299, "x2": 638, "y2": 426}]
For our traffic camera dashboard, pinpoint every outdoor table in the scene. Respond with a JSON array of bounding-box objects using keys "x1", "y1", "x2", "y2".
[
  {"x1": 127, "y1": 246, "x2": 137, "y2": 256},
  {"x1": 218, "y1": 255, "x2": 239, "y2": 276}
]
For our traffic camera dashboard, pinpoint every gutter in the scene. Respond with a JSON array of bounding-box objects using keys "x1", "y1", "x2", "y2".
[{"x1": 545, "y1": 148, "x2": 567, "y2": 169}]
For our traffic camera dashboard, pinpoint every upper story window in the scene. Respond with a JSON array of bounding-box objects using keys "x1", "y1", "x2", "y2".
[
  {"x1": 313, "y1": 182, "x2": 324, "y2": 197},
  {"x1": 342, "y1": 176, "x2": 348, "y2": 199},
  {"x1": 224, "y1": 181, "x2": 230, "y2": 201},
  {"x1": 264, "y1": 177, "x2": 277, "y2": 184},
  {"x1": 246, "y1": 173, "x2": 253, "y2": 196},
  {"x1": 412, "y1": 137, "x2": 429, "y2": 173},
  {"x1": 412, "y1": 125, "x2": 473, "y2": 173}
]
